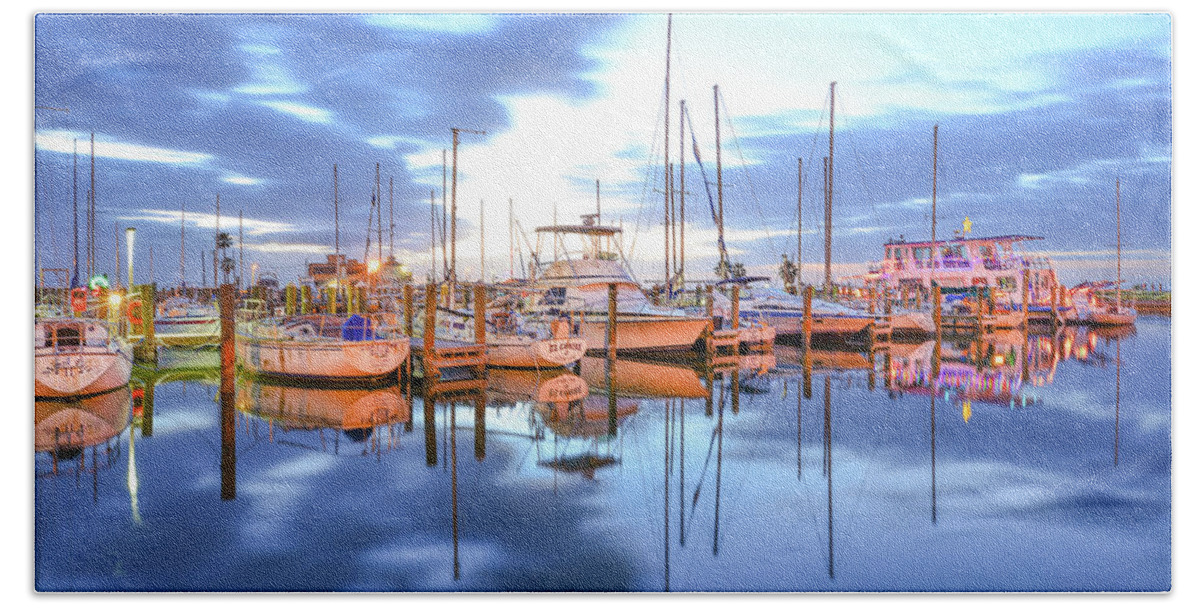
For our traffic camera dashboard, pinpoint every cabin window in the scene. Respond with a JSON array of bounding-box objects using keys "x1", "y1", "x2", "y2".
[
  {"x1": 55, "y1": 326, "x2": 81, "y2": 348},
  {"x1": 913, "y1": 247, "x2": 930, "y2": 261},
  {"x1": 542, "y1": 287, "x2": 567, "y2": 306},
  {"x1": 979, "y1": 245, "x2": 993, "y2": 259}
]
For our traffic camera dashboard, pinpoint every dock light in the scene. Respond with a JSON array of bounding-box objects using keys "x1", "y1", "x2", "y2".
[
  {"x1": 125, "y1": 227, "x2": 136, "y2": 288},
  {"x1": 367, "y1": 259, "x2": 381, "y2": 273},
  {"x1": 108, "y1": 292, "x2": 122, "y2": 308}
]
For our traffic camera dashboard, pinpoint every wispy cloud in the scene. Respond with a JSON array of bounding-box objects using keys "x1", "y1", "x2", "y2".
[
  {"x1": 364, "y1": 14, "x2": 499, "y2": 35},
  {"x1": 259, "y1": 101, "x2": 332, "y2": 124},
  {"x1": 117, "y1": 209, "x2": 300, "y2": 236},
  {"x1": 35, "y1": 130, "x2": 213, "y2": 166},
  {"x1": 243, "y1": 242, "x2": 333, "y2": 255}
]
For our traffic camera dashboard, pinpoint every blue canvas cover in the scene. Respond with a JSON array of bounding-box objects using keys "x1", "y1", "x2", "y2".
[{"x1": 340, "y1": 314, "x2": 374, "y2": 341}]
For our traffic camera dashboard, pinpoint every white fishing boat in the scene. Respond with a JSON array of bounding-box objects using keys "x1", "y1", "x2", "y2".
[
  {"x1": 35, "y1": 317, "x2": 133, "y2": 399},
  {"x1": 525, "y1": 217, "x2": 710, "y2": 354},
  {"x1": 152, "y1": 296, "x2": 220, "y2": 346},
  {"x1": 236, "y1": 305, "x2": 410, "y2": 382},
  {"x1": 711, "y1": 277, "x2": 874, "y2": 339},
  {"x1": 433, "y1": 303, "x2": 587, "y2": 369}
]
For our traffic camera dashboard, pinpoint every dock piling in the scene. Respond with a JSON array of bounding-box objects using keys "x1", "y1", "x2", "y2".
[{"x1": 219, "y1": 283, "x2": 236, "y2": 501}]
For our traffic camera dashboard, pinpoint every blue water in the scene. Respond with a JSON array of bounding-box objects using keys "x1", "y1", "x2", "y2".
[{"x1": 34, "y1": 317, "x2": 1171, "y2": 591}]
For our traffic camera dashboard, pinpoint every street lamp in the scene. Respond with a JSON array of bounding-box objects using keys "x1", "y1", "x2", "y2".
[{"x1": 125, "y1": 227, "x2": 136, "y2": 290}]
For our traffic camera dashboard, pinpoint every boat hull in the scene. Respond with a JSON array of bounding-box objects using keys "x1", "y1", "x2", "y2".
[
  {"x1": 34, "y1": 346, "x2": 133, "y2": 399},
  {"x1": 1087, "y1": 311, "x2": 1137, "y2": 326},
  {"x1": 740, "y1": 309, "x2": 873, "y2": 338},
  {"x1": 153, "y1": 317, "x2": 220, "y2": 346},
  {"x1": 237, "y1": 337, "x2": 410, "y2": 382},
  {"x1": 487, "y1": 336, "x2": 588, "y2": 368},
  {"x1": 578, "y1": 315, "x2": 709, "y2": 354}
]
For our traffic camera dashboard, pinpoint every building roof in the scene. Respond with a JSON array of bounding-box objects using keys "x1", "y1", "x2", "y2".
[{"x1": 884, "y1": 234, "x2": 1044, "y2": 248}]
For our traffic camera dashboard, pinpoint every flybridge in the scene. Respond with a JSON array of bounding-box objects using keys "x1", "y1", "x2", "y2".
[{"x1": 884, "y1": 234, "x2": 1044, "y2": 247}]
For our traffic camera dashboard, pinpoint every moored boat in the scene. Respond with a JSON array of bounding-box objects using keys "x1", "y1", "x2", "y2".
[
  {"x1": 236, "y1": 306, "x2": 410, "y2": 382},
  {"x1": 35, "y1": 317, "x2": 133, "y2": 399}
]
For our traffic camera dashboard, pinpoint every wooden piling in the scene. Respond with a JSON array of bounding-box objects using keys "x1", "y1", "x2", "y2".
[
  {"x1": 474, "y1": 283, "x2": 486, "y2": 345},
  {"x1": 1021, "y1": 269, "x2": 1030, "y2": 324},
  {"x1": 404, "y1": 283, "x2": 415, "y2": 337},
  {"x1": 474, "y1": 393, "x2": 486, "y2": 462},
  {"x1": 139, "y1": 283, "x2": 157, "y2": 365},
  {"x1": 976, "y1": 288, "x2": 985, "y2": 333},
  {"x1": 424, "y1": 283, "x2": 438, "y2": 380},
  {"x1": 219, "y1": 283, "x2": 236, "y2": 501},
  {"x1": 932, "y1": 285, "x2": 942, "y2": 332},
  {"x1": 607, "y1": 283, "x2": 618, "y2": 361},
  {"x1": 285, "y1": 283, "x2": 297, "y2": 316},
  {"x1": 141, "y1": 380, "x2": 155, "y2": 437},
  {"x1": 300, "y1": 284, "x2": 312, "y2": 314},
  {"x1": 867, "y1": 287, "x2": 876, "y2": 315},
  {"x1": 803, "y1": 285, "x2": 814, "y2": 350},
  {"x1": 988, "y1": 286, "x2": 996, "y2": 316},
  {"x1": 327, "y1": 285, "x2": 338, "y2": 315},
  {"x1": 730, "y1": 285, "x2": 740, "y2": 331}
]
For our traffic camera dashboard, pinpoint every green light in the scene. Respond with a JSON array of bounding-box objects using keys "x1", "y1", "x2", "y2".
[{"x1": 88, "y1": 275, "x2": 110, "y2": 290}]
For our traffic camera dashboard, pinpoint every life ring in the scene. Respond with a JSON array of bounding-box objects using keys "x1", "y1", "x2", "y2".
[
  {"x1": 127, "y1": 299, "x2": 144, "y2": 326},
  {"x1": 70, "y1": 288, "x2": 88, "y2": 313}
]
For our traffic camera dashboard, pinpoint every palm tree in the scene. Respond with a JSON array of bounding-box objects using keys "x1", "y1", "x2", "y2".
[
  {"x1": 215, "y1": 232, "x2": 234, "y2": 284},
  {"x1": 778, "y1": 253, "x2": 797, "y2": 294},
  {"x1": 220, "y1": 256, "x2": 236, "y2": 285}
]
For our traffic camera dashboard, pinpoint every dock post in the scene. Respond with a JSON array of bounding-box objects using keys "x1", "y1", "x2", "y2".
[
  {"x1": 300, "y1": 284, "x2": 311, "y2": 314},
  {"x1": 884, "y1": 289, "x2": 892, "y2": 316},
  {"x1": 404, "y1": 283, "x2": 414, "y2": 337},
  {"x1": 141, "y1": 380, "x2": 155, "y2": 437},
  {"x1": 988, "y1": 286, "x2": 996, "y2": 316},
  {"x1": 327, "y1": 285, "x2": 338, "y2": 315},
  {"x1": 474, "y1": 283, "x2": 487, "y2": 376},
  {"x1": 803, "y1": 285, "x2": 814, "y2": 351},
  {"x1": 346, "y1": 283, "x2": 356, "y2": 314},
  {"x1": 976, "y1": 288, "x2": 985, "y2": 333},
  {"x1": 867, "y1": 287, "x2": 876, "y2": 315},
  {"x1": 1021, "y1": 269, "x2": 1030, "y2": 327},
  {"x1": 932, "y1": 285, "x2": 942, "y2": 333},
  {"x1": 139, "y1": 283, "x2": 157, "y2": 366},
  {"x1": 424, "y1": 282, "x2": 438, "y2": 381},
  {"x1": 704, "y1": 284, "x2": 715, "y2": 360},
  {"x1": 219, "y1": 283, "x2": 236, "y2": 501},
  {"x1": 731, "y1": 369, "x2": 740, "y2": 415},
  {"x1": 607, "y1": 283, "x2": 618, "y2": 361},
  {"x1": 359, "y1": 285, "x2": 368, "y2": 313},
  {"x1": 285, "y1": 283, "x2": 297, "y2": 316},
  {"x1": 474, "y1": 393, "x2": 486, "y2": 462},
  {"x1": 730, "y1": 285, "x2": 740, "y2": 331}
]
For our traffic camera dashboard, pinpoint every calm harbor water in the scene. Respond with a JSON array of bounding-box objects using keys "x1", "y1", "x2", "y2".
[{"x1": 34, "y1": 317, "x2": 1171, "y2": 592}]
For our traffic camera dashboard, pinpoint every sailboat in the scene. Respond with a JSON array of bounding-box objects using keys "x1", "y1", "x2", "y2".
[
  {"x1": 152, "y1": 199, "x2": 220, "y2": 346},
  {"x1": 432, "y1": 291, "x2": 588, "y2": 369},
  {"x1": 1073, "y1": 179, "x2": 1137, "y2": 326}
]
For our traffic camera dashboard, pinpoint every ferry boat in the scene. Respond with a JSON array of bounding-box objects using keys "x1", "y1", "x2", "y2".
[
  {"x1": 523, "y1": 215, "x2": 710, "y2": 355},
  {"x1": 863, "y1": 233, "x2": 1063, "y2": 312},
  {"x1": 235, "y1": 302, "x2": 410, "y2": 383},
  {"x1": 35, "y1": 317, "x2": 133, "y2": 399}
]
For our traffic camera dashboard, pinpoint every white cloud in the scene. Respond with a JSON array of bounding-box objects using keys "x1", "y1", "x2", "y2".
[
  {"x1": 35, "y1": 130, "x2": 213, "y2": 166},
  {"x1": 221, "y1": 173, "x2": 263, "y2": 186},
  {"x1": 244, "y1": 242, "x2": 334, "y2": 255},
  {"x1": 364, "y1": 14, "x2": 498, "y2": 34},
  {"x1": 259, "y1": 101, "x2": 332, "y2": 124},
  {"x1": 117, "y1": 208, "x2": 300, "y2": 236}
]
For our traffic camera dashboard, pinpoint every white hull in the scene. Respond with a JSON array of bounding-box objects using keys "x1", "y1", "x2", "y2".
[
  {"x1": 888, "y1": 311, "x2": 936, "y2": 334},
  {"x1": 236, "y1": 381, "x2": 410, "y2": 429},
  {"x1": 237, "y1": 337, "x2": 410, "y2": 381},
  {"x1": 578, "y1": 315, "x2": 708, "y2": 353},
  {"x1": 1086, "y1": 311, "x2": 1137, "y2": 326},
  {"x1": 486, "y1": 335, "x2": 587, "y2": 368},
  {"x1": 153, "y1": 317, "x2": 220, "y2": 346},
  {"x1": 35, "y1": 345, "x2": 133, "y2": 399}
]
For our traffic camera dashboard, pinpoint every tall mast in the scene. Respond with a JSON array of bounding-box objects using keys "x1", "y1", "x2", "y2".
[
  {"x1": 376, "y1": 162, "x2": 382, "y2": 262},
  {"x1": 334, "y1": 164, "x2": 341, "y2": 284},
  {"x1": 180, "y1": 197, "x2": 186, "y2": 291},
  {"x1": 113, "y1": 222, "x2": 120, "y2": 287},
  {"x1": 72, "y1": 140, "x2": 79, "y2": 285},
  {"x1": 509, "y1": 197, "x2": 515, "y2": 279},
  {"x1": 442, "y1": 149, "x2": 448, "y2": 280},
  {"x1": 824, "y1": 82, "x2": 835, "y2": 292},
  {"x1": 215, "y1": 193, "x2": 221, "y2": 284},
  {"x1": 89, "y1": 132, "x2": 95, "y2": 279},
  {"x1": 797, "y1": 157, "x2": 803, "y2": 291},
  {"x1": 663, "y1": 13, "x2": 672, "y2": 289},
  {"x1": 238, "y1": 210, "x2": 244, "y2": 290},
  {"x1": 595, "y1": 179, "x2": 601, "y2": 220},
  {"x1": 679, "y1": 99, "x2": 686, "y2": 286},
  {"x1": 1116, "y1": 178, "x2": 1122, "y2": 311},
  {"x1": 451, "y1": 129, "x2": 460, "y2": 285},
  {"x1": 200, "y1": 250, "x2": 206, "y2": 289},
  {"x1": 475, "y1": 202, "x2": 480, "y2": 283},
  {"x1": 715, "y1": 84, "x2": 726, "y2": 278},
  {"x1": 430, "y1": 189, "x2": 436, "y2": 280},
  {"x1": 389, "y1": 176, "x2": 394, "y2": 259},
  {"x1": 823, "y1": 156, "x2": 830, "y2": 290},
  {"x1": 930, "y1": 124, "x2": 939, "y2": 298}
]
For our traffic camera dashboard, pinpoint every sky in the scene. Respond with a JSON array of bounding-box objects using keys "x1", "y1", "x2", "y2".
[{"x1": 31, "y1": 11, "x2": 1172, "y2": 289}]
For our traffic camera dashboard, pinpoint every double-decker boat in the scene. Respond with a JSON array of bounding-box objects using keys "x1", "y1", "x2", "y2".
[{"x1": 523, "y1": 215, "x2": 710, "y2": 355}]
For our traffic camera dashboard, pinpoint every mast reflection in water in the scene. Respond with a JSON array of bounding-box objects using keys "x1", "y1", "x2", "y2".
[{"x1": 35, "y1": 319, "x2": 1169, "y2": 591}]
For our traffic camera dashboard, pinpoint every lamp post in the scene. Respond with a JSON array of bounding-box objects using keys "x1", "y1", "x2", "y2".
[{"x1": 125, "y1": 227, "x2": 136, "y2": 289}]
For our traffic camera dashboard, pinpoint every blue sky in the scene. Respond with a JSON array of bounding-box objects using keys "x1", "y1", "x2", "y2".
[{"x1": 32, "y1": 12, "x2": 1172, "y2": 288}]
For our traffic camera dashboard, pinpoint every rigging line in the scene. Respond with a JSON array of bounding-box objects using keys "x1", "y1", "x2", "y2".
[
  {"x1": 797, "y1": 92, "x2": 831, "y2": 256},
  {"x1": 718, "y1": 89, "x2": 778, "y2": 258},
  {"x1": 628, "y1": 95, "x2": 667, "y2": 279},
  {"x1": 683, "y1": 105, "x2": 726, "y2": 265}
]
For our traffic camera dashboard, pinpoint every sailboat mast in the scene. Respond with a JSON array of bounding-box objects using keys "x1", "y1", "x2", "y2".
[
  {"x1": 89, "y1": 132, "x2": 95, "y2": 279},
  {"x1": 73, "y1": 140, "x2": 79, "y2": 284},
  {"x1": 389, "y1": 176, "x2": 394, "y2": 259},
  {"x1": 451, "y1": 129, "x2": 460, "y2": 286},
  {"x1": 238, "y1": 210, "x2": 244, "y2": 290},
  {"x1": 114, "y1": 222, "x2": 120, "y2": 287},
  {"x1": 1116, "y1": 178, "x2": 1122, "y2": 311},
  {"x1": 663, "y1": 13, "x2": 672, "y2": 289},
  {"x1": 825, "y1": 82, "x2": 835, "y2": 292},
  {"x1": 679, "y1": 99, "x2": 686, "y2": 286},
  {"x1": 430, "y1": 189, "x2": 436, "y2": 281},
  {"x1": 376, "y1": 162, "x2": 382, "y2": 263},
  {"x1": 442, "y1": 150, "x2": 448, "y2": 281},
  {"x1": 715, "y1": 84, "x2": 726, "y2": 278},
  {"x1": 509, "y1": 197, "x2": 515, "y2": 279},
  {"x1": 334, "y1": 164, "x2": 341, "y2": 284},
  {"x1": 480, "y1": 199, "x2": 485, "y2": 282},
  {"x1": 931, "y1": 124, "x2": 939, "y2": 299},
  {"x1": 797, "y1": 158, "x2": 803, "y2": 291},
  {"x1": 180, "y1": 198, "x2": 186, "y2": 291}
]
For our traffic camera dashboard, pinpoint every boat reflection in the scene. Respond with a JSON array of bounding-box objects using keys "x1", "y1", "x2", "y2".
[
  {"x1": 886, "y1": 331, "x2": 1050, "y2": 407},
  {"x1": 235, "y1": 378, "x2": 410, "y2": 456},
  {"x1": 35, "y1": 387, "x2": 131, "y2": 464},
  {"x1": 578, "y1": 356, "x2": 707, "y2": 398}
]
